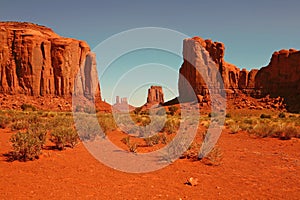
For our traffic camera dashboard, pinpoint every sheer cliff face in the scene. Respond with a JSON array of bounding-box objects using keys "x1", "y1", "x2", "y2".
[
  {"x1": 178, "y1": 37, "x2": 257, "y2": 101},
  {"x1": 256, "y1": 49, "x2": 300, "y2": 96},
  {"x1": 0, "y1": 22, "x2": 101, "y2": 100},
  {"x1": 256, "y1": 49, "x2": 300, "y2": 111},
  {"x1": 178, "y1": 36, "x2": 300, "y2": 112}
]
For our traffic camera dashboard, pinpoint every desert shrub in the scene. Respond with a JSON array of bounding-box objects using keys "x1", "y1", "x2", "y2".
[
  {"x1": 244, "y1": 118, "x2": 255, "y2": 124},
  {"x1": 200, "y1": 120, "x2": 210, "y2": 129},
  {"x1": 132, "y1": 115, "x2": 142, "y2": 124},
  {"x1": 97, "y1": 114, "x2": 117, "y2": 133},
  {"x1": 11, "y1": 120, "x2": 29, "y2": 130},
  {"x1": 160, "y1": 133, "x2": 168, "y2": 144},
  {"x1": 181, "y1": 142, "x2": 201, "y2": 159},
  {"x1": 250, "y1": 122, "x2": 298, "y2": 140},
  {"x1": 27, "y1": 114, "x2": 40, "y2": 124},
  {"x1": 144, "y1": 135, "x2": 160, "y2": 146},
  {"x1": 37, "y1": 110, "x2": 44, "y2": 115},
  {"x1": 156, "y1": 108, "x2": 166, "y2": 116},
  {"x1": 201, "y1": 146, "x2": 223, "y2": 166},
  {"x1": 239, "y1": 123, "x2": 253, "y2": 132},
  {"x1": 121, "y1": 136, "x2": 137, "y2": 153},
  {"x1": 46, "y1": 112, "x2": 57, "y2": 118},
  {"x1": 50, "y1": 127, "x2": 78, "y2": 150},
  {"x1": 75, "y1": 116, "x2": 102, "y2": 141},
  {"x1": 225, "y1": 119, "x2": 235, "y2": 126},
  {"x1": 168, "y1": 106, "x2": 178, "y2": 116},
  {"x1": 28, "y1": 123, "x2": 47, "y2": 147},
  {"x1": 275, "y1": 125, "x2": 299, "y2": 140},
  {"x1": 128, "y1": 143, "x2": 138, "y2": 153},
  {"x1": 140, "y1": 116, "x2": 151, "y2": 126},
  {"x1": 250, "y1": 123, "x2": 274, "y2": 138},
  {"x1": 21, "y1": 104, "x2": 37, "y2": 111},
  {"x1": 278, "y1": 112, "x2": 286, "y2": 118},
  {"x1": 121, "y1": 136, "x2": 130, "y2": 145},
  {"x1": 49, "y1": 115, "x2": 73, "y2": 128},
  {"x1": 9, "y1": 131, "x2": 45, "y2": 161},
  {"x1": 229, "y1": 124, "x2": 240, "y2": 134},
  {"x1": 286, "y1": 126, "x2": 300, "y2": 138},
  {"x1": 225, "y1": 113, "x2": 231, "y2": 118},
  {"x1": 0, "y1": 115, "x2": 10, "y2": 128},
  {"x1": 260, "y1": 113, "x2": 271, "y2": 119},
  {"x1": 64, "y1": 112, "x2": 72, "y2": 117},
  {"x1": 163, "y1": 117, "x2": 180, "y2": 134},
  {"x1": 140, "y1": 110, "x2": 149, "y2": 115}
]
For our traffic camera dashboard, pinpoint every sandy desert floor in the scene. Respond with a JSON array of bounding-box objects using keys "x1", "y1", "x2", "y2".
[{"x1": 1, "y1": 126, "x2": 300, "y2": 200}]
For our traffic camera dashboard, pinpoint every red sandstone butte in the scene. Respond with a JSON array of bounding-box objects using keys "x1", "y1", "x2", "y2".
[
  {"x1": 0, "y1": 22, "x2": 101, "y2": 100},
  {"x1": 178, "y1": 36, "x2": 299, "y2": 112},
  {"x1": 147, "y1": 85, "x2": 164, "y2": 105}
]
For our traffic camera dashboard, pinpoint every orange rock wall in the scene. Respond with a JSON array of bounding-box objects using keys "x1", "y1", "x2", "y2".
[{"x1": 0, "y1": 22, "x2": 101, "y2": 100}]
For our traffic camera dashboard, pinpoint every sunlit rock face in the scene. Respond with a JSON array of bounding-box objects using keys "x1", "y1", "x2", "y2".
[{"x1": 0, "y1": 22, "x2": 101, "y2": 100}]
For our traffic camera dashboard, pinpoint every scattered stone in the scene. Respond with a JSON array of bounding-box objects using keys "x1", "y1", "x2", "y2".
[{"x1": 185, "y1": 177, "x2": 198, "y2": 186}]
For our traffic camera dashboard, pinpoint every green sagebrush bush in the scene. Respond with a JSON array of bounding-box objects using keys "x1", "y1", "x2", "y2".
[
  {"x1": 50, "y1": 127, "x2": 78, "y2": 150},
  {"x1": 9, "y1": 130, "x2": 45, "y2": 161}
]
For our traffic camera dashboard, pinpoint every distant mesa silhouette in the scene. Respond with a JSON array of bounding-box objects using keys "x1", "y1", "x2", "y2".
[{"x1": 112, "y1": 96, "x2": 134, "y2": 112}]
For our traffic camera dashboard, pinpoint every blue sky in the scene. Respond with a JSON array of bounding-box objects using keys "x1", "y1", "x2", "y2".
[{"x1": 1, "y1": 0, "x2": 300, "y2": 106}]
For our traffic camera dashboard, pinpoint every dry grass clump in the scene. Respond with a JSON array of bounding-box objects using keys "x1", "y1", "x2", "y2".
[
  {"x1": 229, "y1": 124, "x2": 240, "y2": 134},
  {"x1": 121, "y1": 136, "x2": 137, "y2": 153},
  {"x1": 144, "y1": 135, "x2": 160, "y2": 146},
  {"x1": 163, "y1": 117, "x2": 180, "y2": 134},
  {"x1": 181, "y1": 142, "x2": 201, "y2": 159},
  {"x1": 200, "y1": 146, "x2": 223, "y2": 166},
  {"x1": 97, "y1": 113, "x2": 117, "y2": 133},
  {"x1": 250, "y1": 122, "x2": 299, "y2": 140},
  {"x1": 0, "y1": 115, "x2": 11, "y2": 128}
]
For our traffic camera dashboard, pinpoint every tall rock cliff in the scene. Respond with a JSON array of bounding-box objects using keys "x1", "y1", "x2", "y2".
[
  {"x1": 0, "y1": 22, "x2": 101, "y2": 100},
  {"x1": 178, "y1": 37, "x2": 256, "y2": 101},
  {"x1": 178, "y1": 36, "x2": 300, "y2": 112},
  {"x1": 255, "y1": 49, "x2": 300, "y2": 112}
]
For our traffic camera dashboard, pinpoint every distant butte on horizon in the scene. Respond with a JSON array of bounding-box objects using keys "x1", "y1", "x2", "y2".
[{"x1": 0, "y1": 21, "x2": 299, "y2": 112}]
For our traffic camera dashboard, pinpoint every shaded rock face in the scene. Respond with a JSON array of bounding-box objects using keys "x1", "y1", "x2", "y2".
[
  {"x1": 255, "y1": 49, "x2": 300, "y2": 112},
  {"x1": 178, "y1": 36, "x2": 300, "y2": 112},
  {"x1": 0, "y1": 22, "x2": 101, "y2": 100},
  {"x1": 147, "y1": 86, "x2": 164, "y2": 104}
]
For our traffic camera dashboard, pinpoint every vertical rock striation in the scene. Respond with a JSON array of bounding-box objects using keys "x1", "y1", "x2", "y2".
[
  {"x1": 178, "y1": 36, "x2": 300, "y2": 112},
  {"x1": 0, "y1": 22, "x2": 101, "y2": 100},
  {"x1": 147, "y1": 86, "x2": 164, "y2": 104}
]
